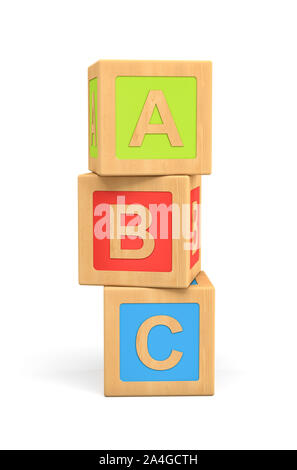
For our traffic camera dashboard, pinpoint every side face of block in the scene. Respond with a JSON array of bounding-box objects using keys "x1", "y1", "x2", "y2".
[
  {"x1": 104, "y1": 271, "x2": 215, "y2": 396},
  {"x1": 78, "y1": 173, "x2": 201, "y2": 288},
  {"x1": 88, "y1": 60, "x2": 212, "y2": 176}
]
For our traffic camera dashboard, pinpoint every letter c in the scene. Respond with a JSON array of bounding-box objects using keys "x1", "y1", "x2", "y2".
[{"x1": 136, "y1": 315, "x2": 183, "y2": 370}]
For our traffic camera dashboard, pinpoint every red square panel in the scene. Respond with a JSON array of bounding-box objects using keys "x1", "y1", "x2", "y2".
[
  {"x1": 190, "y1": 187, "x2": 200, "y2": 269},
  {"x1": 93, "y1": 191, "x2": 172, "y2": 272}
]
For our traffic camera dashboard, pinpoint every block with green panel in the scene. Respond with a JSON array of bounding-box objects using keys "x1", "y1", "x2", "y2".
[{"x1": 88, "y1": 60, "x2": 212, "y2": 175}]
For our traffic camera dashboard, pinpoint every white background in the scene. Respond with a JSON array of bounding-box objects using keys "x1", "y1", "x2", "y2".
[{"x1": 0, "y1": 0, "x2": 296, "y2": 450}]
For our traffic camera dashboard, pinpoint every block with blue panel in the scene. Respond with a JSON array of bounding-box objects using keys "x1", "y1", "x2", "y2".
[{"x1": 104, "y1": 271, "x2": 215, "y2": 396}]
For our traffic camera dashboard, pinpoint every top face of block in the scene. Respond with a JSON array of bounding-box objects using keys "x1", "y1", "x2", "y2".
[{"x1": 88, "y1": 60, "x2": 212, "y2": 176}]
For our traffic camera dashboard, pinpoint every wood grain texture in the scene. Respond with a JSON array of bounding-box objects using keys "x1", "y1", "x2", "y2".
[
  {"x1": 78, "y1": 172, "x2": 201, "y2": 288},
  {"x1": 104, "y1": 271, "x2": 215, "y2": 396},
  {"x1": 88, "y1": 60, "x2": 212, "y2": 176}
]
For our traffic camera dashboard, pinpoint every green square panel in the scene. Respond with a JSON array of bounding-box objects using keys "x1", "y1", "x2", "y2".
[
  {"x1": 116, "y1": 76, "x2": 196, "y2": 159},
  {"x1": 89, "y1": 78, "x2": 98, "y2": 158}
]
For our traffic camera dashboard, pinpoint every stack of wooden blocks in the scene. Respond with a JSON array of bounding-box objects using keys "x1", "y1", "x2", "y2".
[{"x1": 78, "y1": 60, "x2": 215, "y2": 396}]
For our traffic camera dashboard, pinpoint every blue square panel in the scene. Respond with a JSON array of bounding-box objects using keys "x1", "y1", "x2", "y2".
[{"x1": 120, "y1": 303, "x2": 199, "y2": 382}]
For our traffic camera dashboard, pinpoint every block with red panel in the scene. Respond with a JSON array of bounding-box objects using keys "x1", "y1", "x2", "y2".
[{"x1": 78, "y1": 173, "x2": 201, "y2": 288}]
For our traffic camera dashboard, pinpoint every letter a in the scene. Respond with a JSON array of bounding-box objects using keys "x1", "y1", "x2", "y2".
[
  {"x1": 90, "y1": 92, "x2": 97, "y2": 146},
  {"x1": 129, "y1": 90, "x2": 183, "y2": 147}
]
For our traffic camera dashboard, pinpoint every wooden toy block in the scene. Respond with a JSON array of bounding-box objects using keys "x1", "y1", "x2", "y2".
[
  {"x1": 88, "y1": 60, "x2": 212, "y2": 176},
  {"x1": 104, "y1": 271, "x2": 215, "y2": 397},
  {"x1": 78, "y1": 172, "x2": 201, "y2": 288}
]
